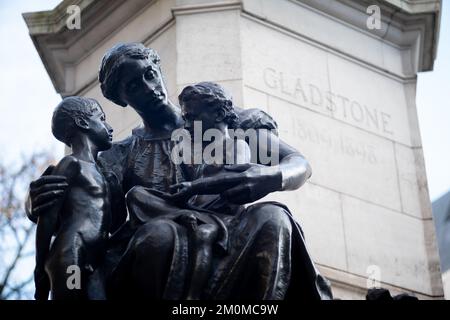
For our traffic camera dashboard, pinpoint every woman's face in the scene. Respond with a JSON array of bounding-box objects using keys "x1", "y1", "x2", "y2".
[{"x1": 117, "y1": 57, "x2": 168, "y2": 114}]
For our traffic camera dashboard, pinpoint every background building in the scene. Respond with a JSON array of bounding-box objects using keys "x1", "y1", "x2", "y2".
[
  {"x1": 24, "y1": 0, "x2": 443, "y2": 299},
  {"x1": 432, "y1": 191, "x2": 450, "y2": 298}
]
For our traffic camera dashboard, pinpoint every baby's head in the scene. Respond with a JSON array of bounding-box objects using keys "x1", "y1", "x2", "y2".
[
  {"x1": 52, "y1": 96, "x2": 113, "y2": 150},
  {"x1": 178, "y1": 82, "x2": 239, "y2": 133}
]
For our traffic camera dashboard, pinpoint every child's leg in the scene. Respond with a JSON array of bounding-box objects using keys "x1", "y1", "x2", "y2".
[
  {"x1": 185, "y1": 223, "x2": 219, "y2": 300},
  {"x1": 46, "y1": 233, "x2": 87, "y2": 300},
  {"x1": 34, "y1": 212, "x2": 58, "y2": 300}
]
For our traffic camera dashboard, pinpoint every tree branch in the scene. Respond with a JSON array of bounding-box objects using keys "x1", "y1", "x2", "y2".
[{"x1": 0, "y1": 224, "x2": 34, "y2": 298}]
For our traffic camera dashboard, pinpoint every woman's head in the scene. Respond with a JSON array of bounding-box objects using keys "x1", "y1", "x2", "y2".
[{"x1": 99, "y1": 43, "x2": 167, "y2": 113}]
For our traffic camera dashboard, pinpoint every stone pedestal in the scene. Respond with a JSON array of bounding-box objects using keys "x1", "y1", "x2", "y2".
[{"x1": 24, "y1": 0, "x2": 443, "y2": 299}]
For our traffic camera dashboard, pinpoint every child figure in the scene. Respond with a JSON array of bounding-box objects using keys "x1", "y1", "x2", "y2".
[
  {"x1": 125, "y1": 82, "x2": 251, "y2": 299},
  {"x1": 34, "y1": 97, "x2": 114, "y2": 300}
]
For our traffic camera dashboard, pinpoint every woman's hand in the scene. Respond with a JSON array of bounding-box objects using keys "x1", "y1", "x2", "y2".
[
  {"x1": 27, "y1": 165, "x2": 68, "y2": 222},
  {"x1": 169, "y1": 181, "x2": 195, "y2": 203},
  {"x1": 220, "y1": 163, "x2": 282, "y2": 204},
  {"x1": 168, "y1": 163, "x2": 283, "y2": 205}
]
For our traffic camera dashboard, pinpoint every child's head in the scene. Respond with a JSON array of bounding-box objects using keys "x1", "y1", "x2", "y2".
[
  {"x1": 178, "y1": 82, "x2": 239, "y2": 132},
  {"x1": 52, "y1": 97, "x2": 113, "y2": 150}
]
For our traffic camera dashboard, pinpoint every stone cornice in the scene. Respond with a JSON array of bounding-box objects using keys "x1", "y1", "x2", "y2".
[
  {"x1": 23, "y1": 0, "x2": 96, "y2": 35},
  {"x1": 23, "y1": 0, "x2": 441, "y2": 95},
  {"x1": 337, "y1": 0, "x2": 441, "y2": 71},
  {"x1": 171, "y1": 0, "x2": 242, "y2": 16},
  {"x1": 23, "y1": 0, "x2": 161, "y2": 94},
  {"x1": 383, "y1": 0, "x2": 441, "y2": 14},
  {"x1": 286, "y1": 0, "x2": 441, "y2": 71}
]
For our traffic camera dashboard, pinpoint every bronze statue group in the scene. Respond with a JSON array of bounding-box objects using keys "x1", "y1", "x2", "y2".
[{"x1": 27, "y1": 43, "x2": 333, "y2": 300}]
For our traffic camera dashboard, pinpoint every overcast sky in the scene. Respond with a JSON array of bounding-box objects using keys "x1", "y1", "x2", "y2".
[
  {"x1": 416, "y1": 3, "x2": 450, "y2": 201},
  {"x1": 0, "y1": 1, "x2": 449, "y2": 201}
]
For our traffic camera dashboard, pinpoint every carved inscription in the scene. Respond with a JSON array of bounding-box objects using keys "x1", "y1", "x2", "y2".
[
  {"x1": 263, "y1": 67, "x2": 394, "y2": 136},
  {"x1": 279, "y1": 115, "x2": 378, "y2": 165},
  {"x1": 296, "y1": 120, "x2": 378, "y2": 165}
]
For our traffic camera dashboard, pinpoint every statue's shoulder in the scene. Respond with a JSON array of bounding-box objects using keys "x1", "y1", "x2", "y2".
[
  {"x1": 57, "y1": 154, "x2": 80, "y2": 166},
  {"x1": 54, "y1": 155, "x2": 81, "y2": 178},
  {"x1": 235, "y1": 107, "x2": 279, "y2": 136}
]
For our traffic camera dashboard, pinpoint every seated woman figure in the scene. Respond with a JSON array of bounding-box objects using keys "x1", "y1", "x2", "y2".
[
  {"x1": 26, "y1": 43, "x2": 333, "y2": 300},
  {"x1": 125, "y1": 82, "x2": 252, "y2": 299}
]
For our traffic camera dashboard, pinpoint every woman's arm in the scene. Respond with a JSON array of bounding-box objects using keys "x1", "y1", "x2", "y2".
[
  {"x1": 171, "y1": 129, "x2": 311, "y2": 205},
  {"x1": 26, "y1": 165, "x2": 68, "y2": 224},
  {"x1": 261, "y1": 128, "x2": 312, "y2": 191},
  {"x1": 219, "y1": 128, "x2": 311, "y2": 204}
]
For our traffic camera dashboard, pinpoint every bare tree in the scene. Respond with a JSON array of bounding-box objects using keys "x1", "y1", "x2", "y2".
[{"x1": 0, "y1": 152, "x2": 55, "y2": 300}]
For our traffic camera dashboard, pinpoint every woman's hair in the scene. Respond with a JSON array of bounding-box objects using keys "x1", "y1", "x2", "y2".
[
  {"x1": 98, "y1": 43, "x2": 160, "y2": 107},
  {"x1": 178, "y1": 82, "x2": 239, "y2": 129},
  {"x1": 52, "y1": 96, "x2": 101, "y2": 147}
]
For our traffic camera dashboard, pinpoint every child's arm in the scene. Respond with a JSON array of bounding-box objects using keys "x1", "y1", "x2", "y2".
[
  {"x1": 34, "y1": 156, "x2": 80, "y2": 300},
  {"x1": 169, "y1": 173, "x2": 240, "y2": 201},
  {"x1": 170, "y1": 138, "x2": 252, "y2": 198}
]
